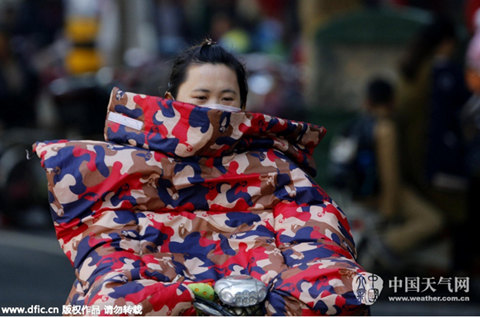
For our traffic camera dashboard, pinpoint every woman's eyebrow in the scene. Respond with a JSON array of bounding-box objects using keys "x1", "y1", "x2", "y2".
[
  {"x1": 221, "y1": 89, "x2": 237, "y2": 95},
  {"x1": 192, "y1": 88, "x2": 237, "y2": 95},
  {"x1": 192, "y1": 88, "x2": 210, "y2": 93}
]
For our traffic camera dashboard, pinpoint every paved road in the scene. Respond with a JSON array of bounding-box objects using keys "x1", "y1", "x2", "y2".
[{"x1": 0, "y1": 228, "x2": 74, "y2": 312}]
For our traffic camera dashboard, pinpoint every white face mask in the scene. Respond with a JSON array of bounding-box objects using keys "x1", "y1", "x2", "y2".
[{"x1": 200, "y1": 103, "x2": 242, "y2": 112}]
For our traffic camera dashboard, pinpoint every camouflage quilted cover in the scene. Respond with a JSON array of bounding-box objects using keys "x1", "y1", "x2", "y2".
[{"x1": 34, "y1": 87, "x2": 369, "y2": 315}]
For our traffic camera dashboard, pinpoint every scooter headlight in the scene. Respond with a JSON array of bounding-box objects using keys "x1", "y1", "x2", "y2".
[
  {"x1": 218, "y1": 290, "x2": 234, "y2": 305},
  {"x1": 214, "y1": 275, "x2": 267, "y2": 307}
]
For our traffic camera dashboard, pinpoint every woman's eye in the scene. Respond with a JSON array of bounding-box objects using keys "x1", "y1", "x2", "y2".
[
  {"x1": 222, "y1": 97, "x2": 234, "y2": 102},
  {"x1": 194, "y1": 96, "x2": 207, "y2": 101}
]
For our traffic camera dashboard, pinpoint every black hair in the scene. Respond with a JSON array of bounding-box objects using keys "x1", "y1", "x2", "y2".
[
  {"x1": 366, "y1": 77, "x2": 394, "y2": 107},
  {"x1": 166, "y1": 38, "x2": 248, "y2": 108}
]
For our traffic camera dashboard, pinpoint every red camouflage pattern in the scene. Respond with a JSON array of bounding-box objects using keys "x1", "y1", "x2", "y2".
[{"x1": 34, "y1": 87, "x2": 370, "y2": 315}]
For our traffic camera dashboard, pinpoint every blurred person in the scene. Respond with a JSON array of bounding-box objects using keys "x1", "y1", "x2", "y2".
[
  {"x1": 465, "y1": 0, "x2": 480, "y2": 35},
  {"x1": 34, "y1": 39, "x2": 374, "y2": 315},
  {"x1": 154, "y1": 0, "x2": 190, "y2": 57},
  {"x1": 0, "y1": 27, "x2": 39, "y2": 130},
  {"x1": 0, "y1": 25, "x2": 46, "y2": 228},
  {"x1": 245, "y1": 55, "x2": 306, "y2": 121},
  {"x1": 12, "y1": 0, "x2": 64, "y2": 51},
  {"x1": 396, "y1": 15, "x2": 447, "y2": 193},
  {"x1": 456, "y1": 18, "x2": 480, "y2": 274},
  {"x1": 208, "y1": 9, "x2": 253, "y2": 55},
  {"x1": 250, "y1": 0, "x2": 297, "y2": 56},
  {"x1": 424, "y1": 16, "x2": 470, "y2": 193},
  {"x1": 396, "y1": 15, "x2": 469, "y2": 226},
  {"x1": 328, "y1": 78, "x2": 444, "y2": 270},
  {"x1": 397, "y1": 16, "x2": 474, "y2": 277}
]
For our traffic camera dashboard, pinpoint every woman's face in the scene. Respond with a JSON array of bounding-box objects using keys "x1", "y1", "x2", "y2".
[{"x1": 174, "y1": 63, "x2": 242, "y2": 108}]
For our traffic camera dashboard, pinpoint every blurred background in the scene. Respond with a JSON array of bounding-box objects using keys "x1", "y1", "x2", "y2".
[{"x1": 0, "y1": 0, "x2": 479, "y2": 315}]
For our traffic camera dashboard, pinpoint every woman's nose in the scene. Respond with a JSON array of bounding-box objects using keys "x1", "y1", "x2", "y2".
[{"x1": 207, "y1": 97, "x2": 221, "y2": 105}]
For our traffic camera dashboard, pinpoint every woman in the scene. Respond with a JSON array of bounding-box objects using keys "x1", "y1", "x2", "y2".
[{"x1": 34, "y1": 40, "x2": 372, "y2": 315}]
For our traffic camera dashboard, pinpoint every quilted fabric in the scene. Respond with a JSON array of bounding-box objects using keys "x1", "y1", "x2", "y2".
[{"x1": 34, "y1": 87, "x2": 369, "y2": 315}]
